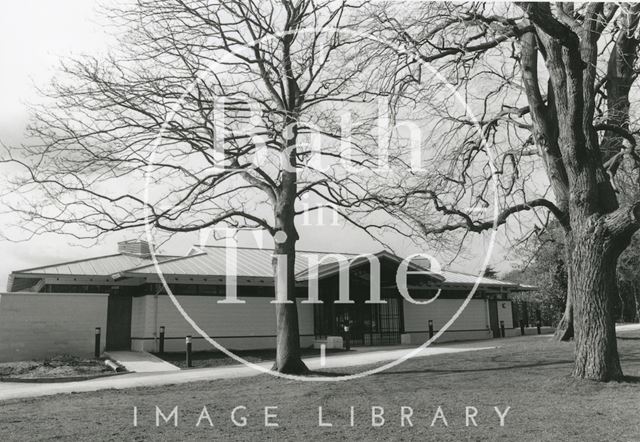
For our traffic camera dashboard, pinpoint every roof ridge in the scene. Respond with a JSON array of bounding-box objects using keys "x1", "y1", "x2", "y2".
[
  {"x1": 123, "y1": 248, "x2": 397, "y2": 278},
  {"x1": 196, "y1": 244, "x2": 364, "y2": 255},
  {"x1": 116, "y1": 252, "x2": 208, "y2": 274}
]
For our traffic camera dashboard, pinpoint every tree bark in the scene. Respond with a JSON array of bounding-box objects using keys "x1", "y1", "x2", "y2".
[
  {"x1": 570, "y1": 220, "x2": 631, "y2": 381},
  {"x1": 521, "y1": 4, "x2": 636, "y2": 381},
  {"x1": 272, "y1": 237, "x2": 308, "y2": 374},
  {"x1": 271, "y1": 224, "x2": 308, "y2": 374},
  {"x1": 271, "y1": 149, "x2": 308, "y2": 374}
]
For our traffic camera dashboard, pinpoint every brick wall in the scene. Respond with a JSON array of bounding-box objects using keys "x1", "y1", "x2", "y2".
[{"x1": 0, "y1": 292, "x2": 108, "y2": 362}]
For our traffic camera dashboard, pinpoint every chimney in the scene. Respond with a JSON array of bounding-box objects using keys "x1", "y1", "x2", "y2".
[
  {"x1": 412, "y1": 258, "x2": 432, "y2": 271},
  {"x1": 118, "y1": 239, "x2": 151, "y2": 257}
]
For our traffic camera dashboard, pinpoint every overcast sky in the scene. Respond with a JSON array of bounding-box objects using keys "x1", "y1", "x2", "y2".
[{"x1": 0, "y1": 0, "x2": 514, "y2": 290}]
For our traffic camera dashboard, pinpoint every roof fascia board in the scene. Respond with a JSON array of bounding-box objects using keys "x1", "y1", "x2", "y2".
[
  {"x1": 130, "y1": 274, "x2": 276, "y2": 286},
  {"x1": 11, "y1": 253, "x2": 124, "y2": 274},
  {"x1": 42, "y1": 276, "x2": 146, "y2": 286}
]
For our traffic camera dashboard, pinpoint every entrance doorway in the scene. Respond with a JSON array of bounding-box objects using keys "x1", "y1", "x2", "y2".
[
  {"x1": 488, "y1": 299, "x2": 500, "y2": 338},
  {"x1": 106, "y1": 291, "x2": 132, "y2": 351},
  {"x1": 314, "y1": 298, "x2": 403, "y2": 345}
]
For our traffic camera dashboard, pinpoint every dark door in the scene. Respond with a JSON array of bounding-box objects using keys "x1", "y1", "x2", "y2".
[
  {"x1": 488, "y1": 299, "x2": 500, "y2": 338},
  {"x1": 370, "y1": 299, "x2": 402, "y2": 345},
  {"x1": 315, "y1": 298, "x2": 402, "y2": 346},
  {"x1": 106, "y1": 293, "x2": 132, "y2": 351}
]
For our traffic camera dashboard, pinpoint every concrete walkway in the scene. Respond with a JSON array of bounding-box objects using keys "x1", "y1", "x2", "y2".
[
  {"x1": 2, "y1": 324, "x2": 638, "y2": 402},
  {"x1": 0, "y1": 341, "x2": 496, "y2": 402},
  {"x1": 105, "y1": 351, "x2": 180, "y2": 373},
  {"x1": 614, "y1": 323, "x2": 640, "y2": 332}
]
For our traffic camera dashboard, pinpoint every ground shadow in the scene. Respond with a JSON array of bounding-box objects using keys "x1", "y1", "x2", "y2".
[
  {"x1": 305, "y1": 370, "x2": 351, "y2": 377},
  {"x1": 374, "y1": 359, "x2": 575, "y2": 377},
  {"x1": 374, "y1": 358, "x2": 640, "y2": 382},
  {"x1": 154, "y1": 347, "x2": 349, "y2": 369},
  {"x1": 620, "y1": 375, "x2": 640, "y2": 384}
]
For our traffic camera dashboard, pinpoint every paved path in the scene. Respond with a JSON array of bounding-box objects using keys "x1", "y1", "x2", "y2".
[
  {"x1": 0, "y1": 341, "x2": 495, "y2": 401},
  {"x1": 2, "y1": 324, "x2": 638, "y2": 402},
  {"x1": 105, "y1": 351, "x2": 180, "y2": 373},
  {"x1": 615, "y1": 323, "x2": 640, "y2": 332}
]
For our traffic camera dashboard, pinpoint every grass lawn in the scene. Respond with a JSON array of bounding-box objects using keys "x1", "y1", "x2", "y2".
[{"x1": 1, "y1": 331, "x2": 640, "y2": 441}]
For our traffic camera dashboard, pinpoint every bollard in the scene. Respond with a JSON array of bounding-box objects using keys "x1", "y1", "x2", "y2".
[
  {"x1": 159, "y1": 326, "x2": 165, "y2": 354},
  {"x1": 186, "y1": 335, "x2": 193, "y2": 368},
  {"x1": 500, "y1": 320, "x2": 505, "y2": 338},
  {"x1": 428, "y1": 320, "x2": 434, "y2": 339},
  {"x1": 94, "y1": 327, "x2": 101, "y2": 359},
  {"x1": 343, "y1": 325, "x2": 351, "y2": 351},
  {"x1": 537, "y1": 321, "x2": 541, "y2": 335},
  {"x1": 519, "y1": 320, "x2": 525, "y2": 336}
]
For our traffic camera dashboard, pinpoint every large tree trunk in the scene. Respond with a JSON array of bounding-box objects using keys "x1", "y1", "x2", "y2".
[
  {"x1": 272, "y1": 236, "x2": 308, "y2": 374},
  {"x1": 271, "y1": 164, "x2": 308, "y2": 375},
  {"x1": 570, "y1": 223, "x2": 630, "y2": 381}
]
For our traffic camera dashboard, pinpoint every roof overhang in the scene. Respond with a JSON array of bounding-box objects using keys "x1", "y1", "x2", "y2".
[
  {"x1": 510, "y1": 284, "x2": 539, "y2": 292},
  {"x1": 117, "y1": 273, "x2": 276, "y2": 286},
  {"x1": 295, "y1": 250, "x2": 446, "y2": 283}
]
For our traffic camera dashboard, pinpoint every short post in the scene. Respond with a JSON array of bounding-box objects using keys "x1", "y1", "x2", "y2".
[
  {"x1": 94, "y1": 327, "x2": 101, "y2": 359},
  {"x1": 500, "y1": 320, "x2": 505, "y2": 338},
  {"x1": 537, "y1": 321, "x2": 541, "y2": 335},
  {"x1": 186, "y1": 335, "x2": 193, "y2": 368},
  {"x1": 428, "y1": 320, "x2": 434, "y2": 339},
  {"x1": 343, "y1": 325, "x2": 351, "y2": 351},
  {"x1": 159, "y1": 326, "x2": 165, "y2": 354},
  {"x1": 519, "y1": 320, "x2": 525, "y2": 336}
]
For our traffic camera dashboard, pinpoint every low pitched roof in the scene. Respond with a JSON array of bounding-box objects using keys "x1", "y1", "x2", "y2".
[
  {"x1": 9, "y1": 245, "x2": 530, "y2": 291},
  {"x1": 7, "y1": 253, "x2": 175, "y2": 291},
  {"x1": 120, "y1": 246, "x2": 519, "y2": 289},
  {"x1": 121, "y1": 246, "x2": 365, "y2": 279},
  {"x1": 438, "y1": 270, "x2": 518, "y2": 288},
  {"x1": 294, "y1": 250, "x2": 445, "y2": 282},
  {"x1": 12, "y1": 253, "x2": 175, "y2": 276}
]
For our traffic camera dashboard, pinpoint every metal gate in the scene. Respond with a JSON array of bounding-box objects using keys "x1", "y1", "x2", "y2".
[{"x1": 314, "y1": 298, "x2": 402, "y2": 346}]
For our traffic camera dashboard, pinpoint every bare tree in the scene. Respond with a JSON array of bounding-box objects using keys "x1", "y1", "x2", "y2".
[
  {"x1": 2, "y1": 0, "x2": 377, "y2": 374},
  {"x1": 335, "y1": 2, "x2": 640, "y2": 381},
  {"x1": 505, "y1": 222, "x2": 569, "y2": 326}
]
